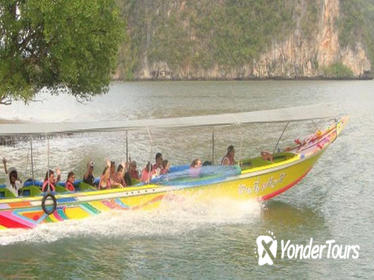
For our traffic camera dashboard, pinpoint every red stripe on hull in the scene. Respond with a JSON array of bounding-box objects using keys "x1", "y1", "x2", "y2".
[
  {"x1": 0, "y1": 214, "x2": 32, "y2": 229},
  {"x1": 260, "y1": 168, "x2": 312, "y2": 201}
]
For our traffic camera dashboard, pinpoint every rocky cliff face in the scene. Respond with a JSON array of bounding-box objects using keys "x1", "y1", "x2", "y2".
[
  {"x1": 250, "y1": 0, "x2": 371, "y2": 79},
  {"x1": 118, "y1": 0, "x2": 372, "y2": 80}
]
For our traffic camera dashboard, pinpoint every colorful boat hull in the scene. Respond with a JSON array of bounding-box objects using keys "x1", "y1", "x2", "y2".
[{"x1": 0, "y1": 117, "x2": 348, "y2": 230}]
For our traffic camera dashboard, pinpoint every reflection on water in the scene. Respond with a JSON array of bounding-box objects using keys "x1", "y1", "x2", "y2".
[
  {"x1": 261, "y1": 200, "x2": 326, "y2": 231},
  {"x1": 1, "y1": 80, "x2": 374, "y2": 278}
]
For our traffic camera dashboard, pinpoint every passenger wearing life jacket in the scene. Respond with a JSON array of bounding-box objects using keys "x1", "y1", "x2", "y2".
[
  {"x1": 109, "y1": 161, "x2": 116, "y2": 182},
  {"x1": 189, "y1": 158, "x2": 202, "y2": 177},
  {"x1": 42, "y1": 168, "x2": 61, "y2": 192},
  {"x1": 113, "y1": 163, "x2": 126, "y2": 188},
  {"x1": 152, "y1": 153, "x2": 163, "y2": 175},
  {"x1": 141, "y1": 162, "x2": 153, "y2": 184},
  {"x1": 99, "y1": 160, "x2": 112, "y2": 190},
  {"x1": 65, "y1": 171, "x2": 76, "y2": 192},
  {"x1": 221, "y1": 145, "x2": 236, "y2": 166},
  {"x1": 2, "y1": 158, "x2": 22, "y2": 197},
  {"x1": 161, "y1": 159, "x2": 170, "y2": 175}
]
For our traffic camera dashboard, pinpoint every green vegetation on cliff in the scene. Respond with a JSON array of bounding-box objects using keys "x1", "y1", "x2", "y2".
[
  {"x1": 118, "y1": 0, "x2": 298, "y2": 77},
  {"x1": 322, "y1": 62, "x2": 354, "y2": 78},
  {"x1": 339, "y1": 0, "x2": 374, "y2": 71},
  {"x1": 117, "y1": 0, "x2": 373, "y2": 80}
]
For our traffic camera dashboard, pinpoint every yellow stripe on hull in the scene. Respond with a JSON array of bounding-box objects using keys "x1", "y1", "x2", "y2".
[{"x1": 65, "y1": 207, "x2": 91, "y2": 220}]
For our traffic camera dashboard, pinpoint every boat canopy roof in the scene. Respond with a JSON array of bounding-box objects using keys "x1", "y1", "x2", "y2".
[{"x1": 0, "y1": 104, "x2": 339, "y2": 136}]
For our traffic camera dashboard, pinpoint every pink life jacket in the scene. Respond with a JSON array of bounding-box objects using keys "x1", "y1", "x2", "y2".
[{"x1": 42, "y1": 180, "x2": 56, "y2": 192}]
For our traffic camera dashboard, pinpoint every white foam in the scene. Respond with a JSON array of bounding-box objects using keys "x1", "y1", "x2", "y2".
[{"x1": 0, "y1": 197, "x2": 262, "y2": 245}]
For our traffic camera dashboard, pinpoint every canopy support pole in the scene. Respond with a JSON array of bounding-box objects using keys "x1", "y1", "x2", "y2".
[
  {"x1": 30, "y1": 136, "x2": 34, "y2": 181},
  {"x1": 125, "y1": 130, "x2": 129, "y2": 162},
  {"x1": 47, "y1": 136, "x2": 50, "y2": 170},
  {"x1": 273, "y1": 122, "x2": 289, "y2": 155},
  {"x1": 211, "y1": 128, "x2": 215, "y2": 164},
  {"x1": 146, "y1": 127, "x2": 153, "y2": 175},
  {"x1": 238, "y1": 125, "x2": 244, "y2": 166},
  {"x1": 46, "y1": 135, "x2": 50, "y2": 191}
]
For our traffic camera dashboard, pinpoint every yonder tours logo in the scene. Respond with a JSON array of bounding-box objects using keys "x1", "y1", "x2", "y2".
[{"x1": 255, "y1": 232, "x2": 360, "y2": 266}]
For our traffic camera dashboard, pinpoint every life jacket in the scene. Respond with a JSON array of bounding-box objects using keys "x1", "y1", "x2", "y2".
[
  {"x1": 189, "y1": 167, "x2": 201, "y2": 177},
  {"x1": 42, "y1": 180, "x2": 56, "y2": 192},
  {"x1": 152, "y1": 163, "x2": 162, "y2": 172},
  {"x1": 160, "y1": 168, "x2": 168, "y2": 175},
  {"x1": 65, "y1": 181, "x2": 75, "y2": 192},
  {"x1": 141, "y1": 169, "x2": 152, "y2": 183}
]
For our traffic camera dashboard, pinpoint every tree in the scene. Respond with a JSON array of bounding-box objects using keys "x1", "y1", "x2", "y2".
[{"x1": 0, "y1": 0, "x2": 124, "y2": 105}]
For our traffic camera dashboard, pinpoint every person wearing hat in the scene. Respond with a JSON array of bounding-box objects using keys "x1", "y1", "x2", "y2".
[
  {"x1": 3, "y1": 158, "x2": 22, "y2": 197},
  {"x1": 221, "y1": 145, "x2": 236, "y2": 166},
  {"x1": 83, "y1": 160, "x2": 96, "y2": 186}
]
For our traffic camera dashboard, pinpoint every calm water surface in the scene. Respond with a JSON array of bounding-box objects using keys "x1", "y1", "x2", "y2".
[{"x1": 0, "y1": 80, "x2": 373, "y2": 279}]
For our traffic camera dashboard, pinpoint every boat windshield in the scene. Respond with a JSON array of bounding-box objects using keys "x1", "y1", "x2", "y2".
[{"x1": 149, "y1": 165, "x2": 241, "y2": 187}]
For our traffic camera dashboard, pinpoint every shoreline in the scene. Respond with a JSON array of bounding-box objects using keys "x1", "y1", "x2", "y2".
[
  {"x1": 113, "y1": 76, "x2": 374, "y2": 82},
  {"x1": 0, "y1": 119, "x2": 25, "y2": 124}
]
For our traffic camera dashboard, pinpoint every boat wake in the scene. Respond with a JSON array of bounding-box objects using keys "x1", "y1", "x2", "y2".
[{"x1": 0, "y1": 198, "x2": 262, "y2": 246}]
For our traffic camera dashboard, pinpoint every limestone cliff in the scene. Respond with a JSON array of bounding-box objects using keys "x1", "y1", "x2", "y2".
[{"x1": 117, "y1": 0, "x2": 373, "y2": 80}]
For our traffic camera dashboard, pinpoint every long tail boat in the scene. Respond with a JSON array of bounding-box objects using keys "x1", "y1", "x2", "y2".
[{"x1": 0, "y1": 104, "x2": 348, "y2": 230}]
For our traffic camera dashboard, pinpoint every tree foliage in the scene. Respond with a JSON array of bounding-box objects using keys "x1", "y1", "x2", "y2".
[
  {"x1": 0, "y1": 0, "x2": 123, "y2": 105},
  {"x1": 322, "y1": 62, "x2": 354, "y2": 79}
]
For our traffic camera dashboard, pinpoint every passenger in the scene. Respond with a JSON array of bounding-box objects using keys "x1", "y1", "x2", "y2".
[
  {"x1": 65, "y1": 172, "x2": 76, "y2": 192},
  {"x1": 152, "y1": 153, "x2": 163, "y2": 175},
  {"x1": 113, "y1": 162, "x2": 126, "y2": 188},
  {"x1": 189, "y1": 158, "x2": 202, "y2": 177},
  {"x1": 221, "y1": 145, "x2": 236, "y2": 166},
  {"x1": 42, "y1": 168, "x2": 61, "y2": 192},
  {"x1": 109, "y1": 161, "x2": 116, "y2": 182},
  {"x1": 203, "y1": 161, "x2": 212, "y2": 166},
  {"x1": 2, "y1": 158, "x2": 22, "y2": 197},
  {"x1": 161, "y1": 159, "x2": 170, "y2": 175},
  {"x1": 124, "y1": 161, "x2": 139, "y2": 186},
  {"x1": 261, "y1": 151, "x2": 273, "y2": 162},
  {"x1": 99, "y1": 160, "x2": 112, "y2": 190},
  {"x1": 83, "y1": 161, "x2": 95, "y2": 186},
  {"x1": 141, "y1": 162, "x2": 153, "y2": 184}
]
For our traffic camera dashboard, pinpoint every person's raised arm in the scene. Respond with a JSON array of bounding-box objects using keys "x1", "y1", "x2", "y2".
[
  {"x1": 2, "y1": 158, "x2": 8, "y2": 174},
  {"x1": 56, "y1": 168, "x2": 61, "y2": 183},
  {"x1": 104, "y1": 160, "x2": 111, "y2": 178},
  {"x1": 120, "y1": 161, "x2": 128, "y2": 177}
]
